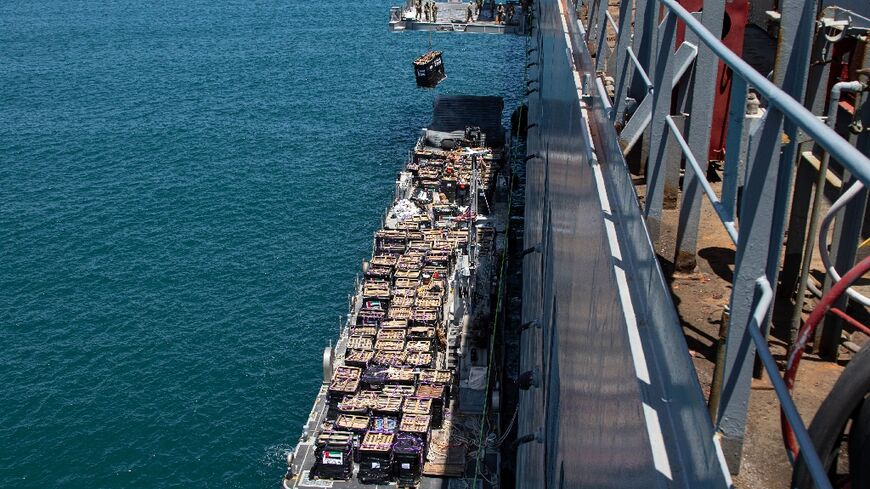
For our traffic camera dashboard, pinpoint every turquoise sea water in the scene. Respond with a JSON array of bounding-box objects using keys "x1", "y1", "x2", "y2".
[{"x1": 0, "y1": 1, "x2": 523, "y2": 487}]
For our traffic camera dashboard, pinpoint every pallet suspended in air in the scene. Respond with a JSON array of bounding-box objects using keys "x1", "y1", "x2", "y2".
[{"x1": 413, "y1": 50, "x2": 446, "y2": 87}]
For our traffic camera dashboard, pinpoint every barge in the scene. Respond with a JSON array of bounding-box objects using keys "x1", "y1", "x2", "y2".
[{"x1": 282, "y1": 96, "x2": 510, "y2": 488}]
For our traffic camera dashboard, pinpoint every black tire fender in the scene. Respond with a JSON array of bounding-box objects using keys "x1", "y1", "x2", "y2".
[{"x1": 793, "y1": 344, "x2": 870, "y2": 488}]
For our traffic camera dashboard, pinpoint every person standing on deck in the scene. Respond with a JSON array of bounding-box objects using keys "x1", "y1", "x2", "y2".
[
  {"x1": 415, "y1": 0, "x2": 422, "y2": 20},
  {"x1": 424, "y1": 1, "x2": 430, "y2": 21},
  {"x1": 507, "y1": 3, "x2": 514, "y2": 23},
  {"x1": 432, "y1": 3, "x2": 438, "y2": 22},
  {"x1": 476, "y1": 0, "x2": 483, "y2": 17},
  {"x1": 466, "y1": 1, "x2": 474, "y2": 22}
]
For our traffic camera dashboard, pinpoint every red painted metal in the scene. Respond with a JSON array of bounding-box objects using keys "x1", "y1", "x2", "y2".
[
  {"x1": 675, "y1": 0, "x2": 748, "y2": 162},
  {"x1": 829, "y1": 307, "x2": 870, "y2": 337},
  {"x1": 781, "y1": 256, "x2": 870, "y2": 460}
]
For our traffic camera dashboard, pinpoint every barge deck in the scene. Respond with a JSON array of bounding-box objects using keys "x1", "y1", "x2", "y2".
[{"x1": 282, "y1": 96, "x2": 510, "y2": 489}]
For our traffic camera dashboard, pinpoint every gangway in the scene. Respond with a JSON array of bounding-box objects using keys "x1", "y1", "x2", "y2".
[{"x1": 513, "y1": 0, "x2": 870, "y2": 487}]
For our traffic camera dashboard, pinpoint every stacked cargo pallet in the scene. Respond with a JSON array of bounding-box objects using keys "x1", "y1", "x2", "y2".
[{"x1": 311, "y1": 140, "x2": 497, "y2": 485}]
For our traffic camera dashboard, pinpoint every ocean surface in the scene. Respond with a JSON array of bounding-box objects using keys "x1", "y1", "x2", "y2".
[{"x1": 0, "y1": 1, "x2": 523, "y2": 487}]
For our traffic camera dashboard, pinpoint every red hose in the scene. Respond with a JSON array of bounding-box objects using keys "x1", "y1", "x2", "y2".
[
  {"x1": 782, "y1": 255, "x2": 870, "y2": 460},
  {"x1": 829, "y1": 307, "x2": 870, "y2": 337}
]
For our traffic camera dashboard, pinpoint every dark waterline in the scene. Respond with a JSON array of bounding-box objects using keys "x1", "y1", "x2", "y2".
[{"x1": 0, "y1": 1, "x2": 523, "y2": 487}]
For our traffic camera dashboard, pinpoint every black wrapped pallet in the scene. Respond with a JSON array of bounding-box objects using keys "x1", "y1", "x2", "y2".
[
  {"x1": 393, "y1": 432, "x2": 426, "y2": 486},
  {"x1": 412, "y1": 51, "x2": 446, "y2": 88},
  {"x1": 358, "y1": 431, "x2": 395, "y2": 484},
  {"x1": 310, "y1": 431, "x2": 354, "y2": 481}
]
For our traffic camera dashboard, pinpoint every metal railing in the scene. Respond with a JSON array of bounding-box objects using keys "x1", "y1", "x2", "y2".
[{"x1": 578, "y1": 0, "x2": 870, "y2": 483}]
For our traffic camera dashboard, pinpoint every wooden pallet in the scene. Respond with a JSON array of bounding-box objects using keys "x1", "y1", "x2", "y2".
[
  {"x1": 387, "y1": 307, "x2": 412, "y2": 320},
  {"x1": 414, "y1": 297, "x2": 442, "y2": 309},
  {"x1": 407, "y1": 326, "x2": 436, "y2": 340},
  {"x1": 362, "y1": 286, "x2": 390, "y2": 300},
  {"x1": 346, "y1": 336, "x2": 374, "y2": 351},
  {"x1": 415, "y1": 383, "x2": 446, "y2": 400},
  {"x1": 316, "y1": 430, "x2": 354, "y2": 447},
  {"x1": 344, "y1": 349, "x2": 374, "y2": 366},
  {"x1": 373, "y1": 350, "x2": 407, "y2": 366},
  {"x1": 394, "y1": 269, "x2": 422, "y2": 280},
  {"x1": 334, "y1": 414, "x2": 370, "y2": 432},
  {"x1": 376, "y1": 328, "x2": 406, "y2": 341},
  {"x1": 329, "y1": 377, "x2": 360, "y2": 394},
  {"x1": 406, "y1": 340, "x2": 432, "y2": 353},
  {"x1": 371, "y1": 254, "x2": 399, "y2": 266},
  {"x1": 374, "y1": 395, "x2": 404, "y2": 413},
  {"x1": 332, "y1": 366, "x2": 362, "y2": 380},
  {"x1": 374, "y1": 339, "x2": 405, "y2": 351},
  {"x1": 386, "y1": 367, "x2": 416, "y2": 383},
  {"x1": 411, "y1": 309, "x2": 439, "y2": 325},
  {"x1": 390, "y1": 295, "x2": 415, "y2": 308},
  {"x1": 403, "y1": 397, "x2": 433, "y2": 415},
  {"x1": 419, "y1": 369, "x2": 452, "y2": 385},
  {"x1": 382, "y1": 384, "x2": 416, "y2": 397},
  {"x1": 400, "y1": 413, "x2": 431, "y2": 434},
  {"x1": 382, "y1": 319, "x2": 408, "y2": 328},
  {"x1": 361, "y1": 431, "x2": 395, "y2": 452},
  {"x1": 351, "y1": 326, "x2": 377, "y2": 337},
  {"x1": 365, "y1": 265, "x2": 393, "y2": 279},
  {"x1": 394, "y1": 278, "x2": 419, "y2": 290},
  {"x1": 392, "y1": 288, "x2": 416, "y2": 299}
]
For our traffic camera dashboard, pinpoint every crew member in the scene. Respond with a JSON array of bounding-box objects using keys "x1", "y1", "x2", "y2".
[
  {"x1": 415, "y1": 0, "x2": 422, "y2": 20},
  {"x1": 466, "y1": 1, "x2": 474, "y2": 22},
  {"x1": 496, "y1": 3, "x2": 505, "y2": 23},
  {"x1": 507, "y1": 3, "x2": 514, "y2": 23},
  {"x1": 432, "y1": 3, "x2": 438, "y2": 22}
]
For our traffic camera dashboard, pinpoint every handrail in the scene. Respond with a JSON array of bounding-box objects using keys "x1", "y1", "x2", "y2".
[
  {"x1": 626, "y1": 47, "x2": 653, "y2": 90},
  {"x1": 577, "y1": 0, "x2": 870, "y2": 484},
  {"x1": 665, "y1": 115, "x2": 739, "y2": 244},
  {"x1": 658, "y1": 0, "x2": 870, "y2": 186},
  {"x1": 604, "y1": 10, "x2": 618, "y2": 34},
  {"x1": 748, "y1": 278, "x2": 833, "y2": 489}
]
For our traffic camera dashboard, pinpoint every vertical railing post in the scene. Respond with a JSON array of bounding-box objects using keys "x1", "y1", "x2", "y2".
[
  {"x1": 611, "y1": 0, "x2": 634, "y2": 124},
  {"x1": 716, "y1": 107, "x2": 786, "y2": 473},
  {"x1": 672, "y1": 0, "x2": 724, "y2": 273},
  {"x1": 593, "y1": 0, "x2": 609, "y2": 71},
  {"x1": 745, "y1": 0, "x2": 819, "y2": 377},
  {"x1": 630, "y1": 0, "x2": 658, "y2": 173},
  {"x1": 644, "y1": 12, "x2": 678, "y2": 242},
  {"x1": 720, "y1": 76, "x2": 748, "y2": 221}
]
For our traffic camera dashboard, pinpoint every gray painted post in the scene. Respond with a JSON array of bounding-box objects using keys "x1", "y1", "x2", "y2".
[
  {"x1": 664, "y1": 114, "x2": 687, "y2": 210},
  {"x1": 612, "y1": 0, "x2": 635, "y2": 124},
  {"x1": 672, "y1": 0, "x2": 724, "y2": 273},
  {"x1": 780, "y1": 26, "x2": 832, "y2": 302},
  {"x1": 593, "y1": 0, "x2": 609, "y2": 70},
  {"x1": 779, "y1": 160, "x2": 816, "y2": 299},
  {"x1": 817, "y1": 93, "x2": 870, "y2": 358},
  {"x1": 751, "y1": 0, "x2": 819, "y2": 377},
  {"x1": 721, "y1": 76, "x2": 748, "y2": 220},
  {"x1": 716, "y1": 107, "x2": 786, "y2": 473},
  {"x1": 644, "y1": 12, "x2": 678, "y2": 242},
  {"x1": 817, "y1": 171, "x2": 869, "y2": 358}
]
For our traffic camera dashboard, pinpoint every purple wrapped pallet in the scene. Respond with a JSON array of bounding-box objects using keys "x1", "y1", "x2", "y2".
[
  {"x1": 393, "y1": 432, "x2": 425, "y2": 454},
  {"x1": 361, "y1": 365, "x2": 390, "y2": 391}
]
